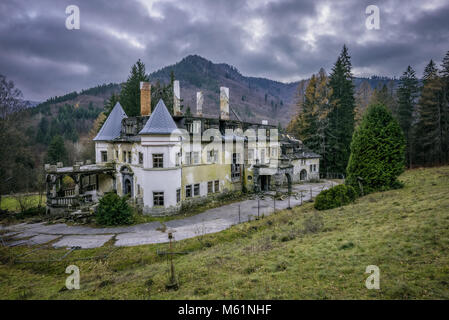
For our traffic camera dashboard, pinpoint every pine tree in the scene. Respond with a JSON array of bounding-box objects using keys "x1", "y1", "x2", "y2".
[
  {"x1": 47, "y1": 135, "x2": 68, "y2": 164},
  {"x1": 324, "y1": 45, "x2": 356, "y2": 175},
  {"x1": 104, "y1": 93, "x2": 120, "y2": 117},
  {"x1": 439, "y1": 51, "x2": 449, "y2": 163},
  {"x1": 415, "y1": 60, "x2": 444, "y2": 165},
  {"x1": 397, "y1": 66, "x2": 419, "y2": 167},
  {"x1": 119, "y1": 59, "x2": 149, "y2": 116}
]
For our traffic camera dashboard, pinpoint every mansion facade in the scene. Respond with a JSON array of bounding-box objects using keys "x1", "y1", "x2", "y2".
[{"x1": 45, "y1": 81, "x2": 320, "y2": 215}]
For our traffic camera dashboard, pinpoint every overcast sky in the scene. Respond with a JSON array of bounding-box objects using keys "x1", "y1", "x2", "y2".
[{"x1": 1, "y1": 0, "x2": 448, "y2": 101}]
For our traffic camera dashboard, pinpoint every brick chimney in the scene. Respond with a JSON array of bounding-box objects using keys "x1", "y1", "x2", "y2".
[
  {"x1": 220, "y1": 87, "x2": 229, "y2": 120},
  {"x1": 196, "y1": 91, "x2": 203, "y2": 117},
  {"x1": 140, "y1": 81, "x2": 151, "y2": 116},
  {"x1": 173, "y1": 80, "x2": 181, "y2": 115}
]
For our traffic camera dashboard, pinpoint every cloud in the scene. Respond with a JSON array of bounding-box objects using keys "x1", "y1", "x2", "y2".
[{"x1": 0, "y1": 0, "x2": 448, "y2": 100}]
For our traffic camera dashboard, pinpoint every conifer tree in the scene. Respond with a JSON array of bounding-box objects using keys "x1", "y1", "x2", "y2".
[
  {"x1": 397, "y1": 66, "x2": 419, "y2": 167},
  {"x1": 346, "y1": 103, "x2": 405, "y2": 195},
  {"x1": 439, "y1": 51, "x2": 449, "y2": 163},
  {"x1": 119, "y1": 59, "x2": 149, "y2": 116},
  {"x1": 47, "y1": 135, "x2": 68, "y2": 164},
  {"x1": 324, "y1": 45, "x2": 356, "y2": 175},
  {"x1": 415, "y1": 60, "x2": 444, "y2": 165}
]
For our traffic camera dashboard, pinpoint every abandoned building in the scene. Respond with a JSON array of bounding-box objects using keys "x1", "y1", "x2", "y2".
[{"x1": 45, "y1": 81, "x2": 320, "y2": 215}]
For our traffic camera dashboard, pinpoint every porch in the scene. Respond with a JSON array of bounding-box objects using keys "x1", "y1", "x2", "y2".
[{"x1": 45, "y1": 162, "x2": 116, "y2": 214}]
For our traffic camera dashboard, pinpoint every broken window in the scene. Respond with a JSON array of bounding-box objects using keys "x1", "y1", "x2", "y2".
[
  {"x1": 153, "y1": 192, "x2": 164, "y2": 206},
  {"x1": 194, "y1": 183, "x2": 200, "y2": 196},
  {"x1": 186, "y1": 185, "x2": 192, "y2": 198},
  {"x1": 207, "y1": 181, "x2": 213, "y2": 194},
  {"x1": 214, "y1": 180, "x2": 219, "y2": 193}
]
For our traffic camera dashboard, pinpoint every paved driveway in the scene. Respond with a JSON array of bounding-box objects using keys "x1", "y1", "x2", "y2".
[{"x1": 1, "y1": 181, "x2": 335, "y2": 249}]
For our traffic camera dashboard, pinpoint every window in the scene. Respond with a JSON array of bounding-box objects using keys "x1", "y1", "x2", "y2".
[
  {"x1": 248, "y1": 148, "x2": 254, "y2": 161},
  {"x1": 207, "y1": 181, "x2": 213, "y2": 194},
  {"x1": 137, "y1": 184, "x2": 141, "y2": 196},
  {"x1": 176, "y1": 152, "x2": 181, "y2": 167},
  {"x1": 185, "y1": 152, "x2": 191, "y2": 165},
  {"x1": 101, "y1": 151, "x2": 107, "y2": 162},
  {"x1": 194, "y1": 184, "x2": 200, "y2": 196},
  {"x1": 232, "y1": 153, "x2": 241, "y2": 179},
  {"x1": 301, "y1": 159, "x2": 306, "y2": 165},
  {"x1": 214, "y1": 180, "x2": 219, "y2": 193},
  {"x1": 153, "y1": 192, "x2": 164, "y2": 206},
  {"x1": 193, "y1": 152, "x2": 199, "y2": 164},
  {"x1": 115, "y1": 150, "x2": 119, "y2": 159},
  {"x1": 127, "y1": 152, "x2": 132, "y2": 164},
  {"x1": 207, "y1": 150, "x2": 218, "y2": 163},
  {"x1": 176, "y1": 189, "x2": 181, "y2": 203},
  {"x1": 123, "y1": 151, "x2": 126, "y2": 162},
  {"x1": 261, "y1": 149, "x2": 266, "y2": 164},
  {"x1": 310, "y1": 164, "x2": 317, "y2": 172},
  {"x1": 153, "y1": 154, "x2": 163, "y2": 168},
  {"x1": 186, "y1": 185, "x2": 192, "y2": 198},
  {"x1": 139, "y1": 152, "x2": 143, "y2": 165},
  {"x1": 271, "y1": 147, "x2": 277, "y2": 157}
]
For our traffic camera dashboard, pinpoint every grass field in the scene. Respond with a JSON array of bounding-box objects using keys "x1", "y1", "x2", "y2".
[
  {"x1": 0, "y1": 194, "x2": 45, "y2": 212},
  {"x1": 0, "y1": 166, "x2": 448, "y2": 299}
]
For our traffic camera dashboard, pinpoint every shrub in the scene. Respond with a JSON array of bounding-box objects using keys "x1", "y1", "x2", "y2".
[
  {"x1": 346, "y1": 103, "x2": 406, "y2": 195},
  {"x1": 314, "y1": 184, "x2": 357, "y2": 210},
  {"x1": 96, "y1": 192, "x2": 133, "y2": 226}
]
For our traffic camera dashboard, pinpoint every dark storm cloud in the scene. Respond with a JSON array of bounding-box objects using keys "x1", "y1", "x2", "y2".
[{"x1": 0, "y1": 0, "x2": 448, "y2": 100}]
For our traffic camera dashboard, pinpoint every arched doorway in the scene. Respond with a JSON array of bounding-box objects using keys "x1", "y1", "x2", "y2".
[
  {"x1": 124, "y1": 178, "x2": 132, "y2": 196},
  {"x1": 120, "y1": 166, "x2": 133, "y2": 198},
  {"x1": 285, "y1": 173, "x2": 292, "y2": 193},
  {"x1": 300, "y1": 169, "x2": 307, "y2": 181}
]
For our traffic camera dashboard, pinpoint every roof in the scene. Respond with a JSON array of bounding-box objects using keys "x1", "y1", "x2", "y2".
[
  {"x1": 93, "y1": 102, "x2": 127, "y2": 141},
  {"x1": 139, "y1": 99, "x2": 178, "y2": 135}
]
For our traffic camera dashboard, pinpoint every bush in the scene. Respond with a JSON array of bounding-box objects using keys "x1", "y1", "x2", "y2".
[
  {"x1": 346, "y1": 103, "x2": 406, "y2": 195},
  {"x1": 96, "y1": 192, "x2": 133, "y2": 226},
  {"x1": 314, "y1": 184, "x2": 357, "y2": 210}
]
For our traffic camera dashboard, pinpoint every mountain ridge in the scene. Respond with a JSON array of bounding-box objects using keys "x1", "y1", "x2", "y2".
[{"x1": 33, "y1": 54, "x2": 399, "y2": 126}]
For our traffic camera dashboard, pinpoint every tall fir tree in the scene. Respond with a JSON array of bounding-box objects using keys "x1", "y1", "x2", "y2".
[
  {"x1": 439, "y1": 51, "x2": 449, "y2": 164},
  {"x1": 415, "y1": 60, "x2": 444, "y2": 165},
  {"x1": 297, "y1": 74, "x2": 319, "y2": 150},
  {"x1": 119, "y1": 59, "x2": 149, "y2": 116},
  {"x1": 324, "y1": 45, "x2": 356, "y2": 175},
  {"x1": 397, "y1": 66, "x2": 419, "y2": 168}
]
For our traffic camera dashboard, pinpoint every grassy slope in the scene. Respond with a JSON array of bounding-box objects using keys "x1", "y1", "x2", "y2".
[{"x1": 0, "y1": 167, "x2": 448, "y2": 299}]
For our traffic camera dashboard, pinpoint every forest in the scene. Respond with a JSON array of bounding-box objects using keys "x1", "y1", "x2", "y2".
[{"x1": 287, "y1": 46, "x2": 449, "y2": 176}]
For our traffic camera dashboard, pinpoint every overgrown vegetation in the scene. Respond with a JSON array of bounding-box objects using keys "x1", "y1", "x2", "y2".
[
  {"x1": 95, "y1": 192, "x2": 133, "y2": 226},
  {"x1": 1, "y1": 167, "x2": 448, "y2": 299},
  {"x1": 314, "y1": 184, "x2": 357, "y2": 210}
]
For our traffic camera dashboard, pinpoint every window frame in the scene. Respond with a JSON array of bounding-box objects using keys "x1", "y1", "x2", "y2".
[
  {"x1": 153, "y1": 191, "x2": 164, "y2": 206},
  {"x1": 153, "y1": 153, "x2": 164, "y2": 168}
]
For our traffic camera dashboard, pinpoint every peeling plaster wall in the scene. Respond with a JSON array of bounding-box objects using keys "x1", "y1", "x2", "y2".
[{"x1": 181, "y1": 163, "x2": 233, "y2": 200}]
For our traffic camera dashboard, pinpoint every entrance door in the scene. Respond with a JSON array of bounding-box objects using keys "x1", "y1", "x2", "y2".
[{"x1": 124, "y1": 178, "x2": 132, "y2": 197}]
